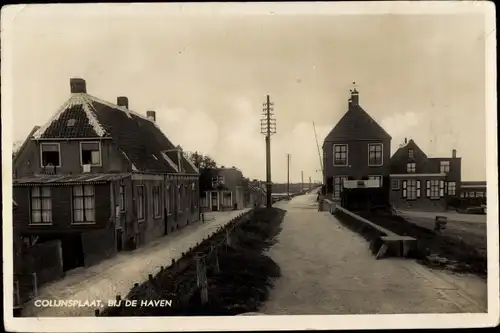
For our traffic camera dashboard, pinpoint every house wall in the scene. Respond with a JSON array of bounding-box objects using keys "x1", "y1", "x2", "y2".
[
  {"x1": 324, "y1": 139, "x2": 391, "y2": 181},
  {"x1": 18, "y1": 239, "x2": 64, "y2": 287},
  {"x1": 13, "y1": 139, "x2": 131, "y2": 178},
  {"x1": 81, "y1": 226, "x2": 117, "y2": 267},
  {"x1": 13, "y1": 183, "x2": 112, "y2": 234},
  {"x1": 389, "y1": 176, "x2": 447, "y2": 212}
]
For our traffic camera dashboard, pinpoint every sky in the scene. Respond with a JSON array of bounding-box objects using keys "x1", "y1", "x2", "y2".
[{"x1": 5, "y1": 4, "x2": 490, "y2": 183}]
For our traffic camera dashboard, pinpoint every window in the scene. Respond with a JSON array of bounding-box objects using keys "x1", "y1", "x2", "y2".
[
  {"x1": 368, "y1": 144, "x2": 383, "y2": 166},
  {"x1": 333, "y1": 144, "x2": 348, "y2": 166},
  {"x1": 72, "y1": 185, "x2": 95, "y2": 223},
  {"x1": 476, "y1": 192, "x2": 484, "y2": 198},
  {"x1": 426, "y1": 180, "x2": 442, "y2": 199},
  {"x1": 468, "y1": 192, "x2": 475, "y2": 198},
  {"x1": 403, "y1": 180, "x2": 419, "y2": 200},
  {"x1": 334, "y1": 176, "x2": 348, "y2": 198},
  {"x1": 177, "y1": 185, "x2": 182, "y2": 212},
  {"x1": 460, "y1": 192, "x2": 466, "y2": 198},
  {"x1": 391, "y1": 179, "x2": 400, "y2": 190},
  {"x1": 191, "y1": 182, "x2": 197, "y2": 212},
  {"x1": 80, "y1": 142, "x2": 101, "y2": 166},
  {"x1": 368, "y1": 175, "x2": 383, "y2": 186},
  {"x1": 30, "y1": 187, "x2": 52, "y2": 224},
  {"x1": 223, "y1": 192, "x2": 232, "y2": 207},
  {"x1": 408, "y1": 149, "x2": 414, "y2": 160},
  {"x1": 440, "y1": 161, "x2": 450, "y2": 174},
  {"x1": 136, "y1": 185, "x2": 145, "y2": 220},
  {"x1": 119, "y1": 185, "x2": 126, "y2": 211},
  {"x1": 40, "y1": 143, "x2": 61, "y2": 167},
  {"x1": 407, "y1": 163, "x2": 416, "y2": 173},
  {"x1": 447, "y1": 182, "x2": 456, "y2": 196},
  {"x1": 153, "y1": 185, "x2": 161, "y2": 218},
  {"x1": 166, "y1": 185, "x2": 171, "y2": 215}
]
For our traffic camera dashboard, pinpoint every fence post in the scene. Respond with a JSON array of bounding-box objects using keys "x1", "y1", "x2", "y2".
[
  {"x1": 211, "y1": 245, "x2": 220, "y2": 273},
  {"x1": 195, "y1": 253, "x2": 208, "y2": 304},
  {"x1": 225, "y1": 228, "x2": 232, "y2": 248},
  {"x1": 32, "y1": 272, "x2": 38, "y2": 297}
]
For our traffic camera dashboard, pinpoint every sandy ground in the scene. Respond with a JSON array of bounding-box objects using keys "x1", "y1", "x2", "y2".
[
  {"x1": 260, "y1": 194, "x2": 487, "y2": 315},
  {"x1": 21, "y1": 209, "x2": 250, "y2": 317}
]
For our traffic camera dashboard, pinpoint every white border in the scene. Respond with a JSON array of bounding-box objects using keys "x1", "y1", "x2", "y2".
[{"x1": 2, "y1": 1, "x2": 498, "y2": 332}]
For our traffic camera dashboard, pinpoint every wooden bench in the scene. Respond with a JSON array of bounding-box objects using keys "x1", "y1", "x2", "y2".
[{"x1": 377, "y1": 235, "x2": 417, "y2": 259}]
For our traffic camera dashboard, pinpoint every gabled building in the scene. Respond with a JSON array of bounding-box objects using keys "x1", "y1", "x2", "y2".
[
  {"x1": 389, "y1": 138, "x2": 461, "y2": 211},
  {"x1": 12, "y1": 78, "x2": 200, "y2": 273},
  {"x1": 322, "y1": 86, "x2": 392, "y2": 199}
]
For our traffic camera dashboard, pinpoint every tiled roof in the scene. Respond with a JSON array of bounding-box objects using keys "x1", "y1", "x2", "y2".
[
  {"x1": 323, "y1": 104, "x2": 391, "y2": 142},
  {"x1": 13, "y1": 173, "x2": 130, "y2": 186},
  {"x1": 32, "y1": 92, "x2": 198, "y2": 175}
]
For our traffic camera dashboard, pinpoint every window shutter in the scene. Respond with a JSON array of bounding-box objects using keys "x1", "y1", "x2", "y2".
[
  {"x1": 416, "y1": 180, "x2": 421, "y2": 198},
  {"x1": 426, "y1": 180, "x2": 431, "y2": 197},
  {"x1": 402, "y1": 180, "x2": 407, "y2": 198},
  {"x1": 440, "y1": 180, "x2": 445, "y2": 197}
]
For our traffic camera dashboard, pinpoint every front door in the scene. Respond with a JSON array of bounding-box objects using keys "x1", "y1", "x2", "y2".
[{"x1": 211, "y1": 192, "x2": 219, "y2": 211}]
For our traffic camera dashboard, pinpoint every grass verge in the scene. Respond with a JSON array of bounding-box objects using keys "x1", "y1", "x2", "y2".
[{"x1": 99, "y1": 207, "x2": 286, "y2": 316}]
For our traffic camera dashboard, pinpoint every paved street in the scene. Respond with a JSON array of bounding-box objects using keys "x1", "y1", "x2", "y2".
[
  {"x1": 260, "y1": 193, "x2": 487, "y2": 314},
  {"x1": 22, "y1": 209, "x2": 250, "y2": 317}
]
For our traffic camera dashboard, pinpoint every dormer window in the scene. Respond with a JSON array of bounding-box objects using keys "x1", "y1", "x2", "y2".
[
  {"x1": 40, "y1": 143, "x2": 61, "y2": 167},
  {"x1": 440, "y1": 161, "x2": 450, "y2": 174},
  {"x1": 407, "y1": 162, "x2": 416, "y2": 173},
  {"x1": 80, "y1": 142, "x2": 101, "y2": 166},
  {"x1": 408, "y1": 148, "x2": 414, "y2": 160}
]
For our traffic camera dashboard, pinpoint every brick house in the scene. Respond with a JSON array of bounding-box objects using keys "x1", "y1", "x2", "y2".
[
  {"x1": 460, "y1": 181, "x2": 487, "y2": 199},
  {"x1": 322, "y1": 86, "x2": 392, "y2": 200},
  {"x1": 12, "y1": 78, "x2": 200, "y2": 274},
  {"x1": 389, "y1": 138, "x2": 461, "y2": 212},
  {"x1": 201, "y1": 167, "x2": 251, "y2": 211}
]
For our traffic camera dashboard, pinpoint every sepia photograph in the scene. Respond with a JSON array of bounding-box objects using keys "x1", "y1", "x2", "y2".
[{"x1": 2, "y1": 2, "x2": 498, "y2": 332}]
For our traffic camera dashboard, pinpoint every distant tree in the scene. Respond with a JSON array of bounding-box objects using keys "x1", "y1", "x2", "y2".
[{"x1": 186, "y1": 151, "x2": 219, "y2": 197}]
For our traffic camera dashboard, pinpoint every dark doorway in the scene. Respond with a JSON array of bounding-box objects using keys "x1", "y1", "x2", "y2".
[
  {"x1": 61, "y1": 234, "x2": 84, "y2": 272},
  {"x1": 116, "y1": 229, "x2": 123, "y2": 252}
]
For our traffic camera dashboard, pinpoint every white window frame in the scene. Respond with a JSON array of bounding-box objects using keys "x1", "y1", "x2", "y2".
[
  {"x1": 119, "y1": 185, "x2": 126, "y2": 212},
  {"x1": 79, "y1": 141, "x2": 102, "y2": 167},
  {"x1": 368, "y1": 175, "x2": 383, "y2": 186},
  {"x1": 136, "y1": 185, "x2": 145, "y2": 221},
  {"x1": 391, "y1": 179, "x2": 400, "y2": 190},
  {"x1": 333, "y1": 176, "x2": 348, "y2": 198},
  {"x1": 440, "y1": 161, "x2": 450, "y2": 174},
  {"x1": 426, "y1": 180, "x2": 441, "y2": 200},
  {"x1": 333, "y1": 144, "x2": 348, "y2": 167},
  {"x1": 153, "y1": 185, "x2": 162, "y2": 218},
  {"x1": 408, "y1": 148, "x2": 414, "y2": 160},
  {"x1": 71, "y1": 184, "x2": 96, "y2": 224},
  {"x1": 29, "y1": 186, "x2": 53, "y2": 225},
  {"x1": 476, "y1": 192, "x2": 484, "y2": 198},
  {"x1": 367, "y1": 143, "x2": 383, "y2": 166},
  {"x1": 404, "y1": 179, "x2": 418, "y2": 200},
  {"x1": 407, "y1": 162, "x2": 416, "y2": 173},
  {"x1": 40, "y1": 142, "x2": 61, "y2": 168},
  {"x1": 447, "y1": 181, "x2": 456, "y2": 196}
]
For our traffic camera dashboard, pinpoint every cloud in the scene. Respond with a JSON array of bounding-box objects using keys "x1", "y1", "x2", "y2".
[{"x1": 155, "y1": 108, "x2": 218, "y2": 156}]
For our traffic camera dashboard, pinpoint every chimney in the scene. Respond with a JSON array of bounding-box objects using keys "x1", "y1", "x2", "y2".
[
  {"x1": 404, "y1": 138, "x2": 408, "y2": 144},
  {"x1": 350, "y1": 89, "x2": 359, "y2": 106},
  {"x1": 117, "y1": 96, "x2": 129, "y2": 109},
  {"x1": 452, "y1": 149, "x2": 457, "y2": 158},
  {"x1": 146, "y1": 110, "x2": 156, "y2": 122},
  {"x1": 70, "y1": 78, "x2": 87, "y2": 94}
]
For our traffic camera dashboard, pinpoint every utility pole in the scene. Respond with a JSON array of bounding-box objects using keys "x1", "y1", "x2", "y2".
[
  {"x1": 260, "y1": 95, "x2": 276, "y2": 208},
  {"x1": 309, "y1": 176, "x2": 312, "y2": 191},
  {"x1": 301, "y1": 170, "x2": 304, "y2": 192},
  {"x1": 286, "y1": 154, "x2": 291, "y2": 198}
]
